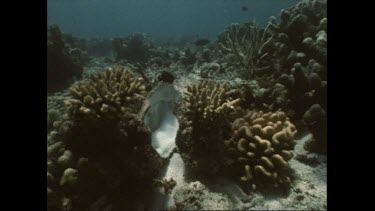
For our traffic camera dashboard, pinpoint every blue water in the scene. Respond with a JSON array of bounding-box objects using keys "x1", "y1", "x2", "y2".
[{"x1": 48, "y1": 0, "x2": 300, "y2": 40}]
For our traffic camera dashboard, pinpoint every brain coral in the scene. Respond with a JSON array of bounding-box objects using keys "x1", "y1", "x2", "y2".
[
  {"x1": 64, "y1": 66, "x2": 146, "y2": 120},
  {"x1": 224, "y1": 110, "x2": 297, "y2": 187}
]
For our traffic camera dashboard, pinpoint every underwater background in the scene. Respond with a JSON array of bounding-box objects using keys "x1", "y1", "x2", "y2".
[
  {"x1": 47, "y1": 0, "x2": 327, "y2": 210},
  {"x1": 48, "y1": 0, "x2": 300, "y2": 40}
]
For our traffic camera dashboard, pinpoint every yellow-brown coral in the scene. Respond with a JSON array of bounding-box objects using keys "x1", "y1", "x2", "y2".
[
  {"x1": 183, "y1": 80, "x2": 240, "y2": 122},
  {"x1": 225, "y1": 110, "x2": 297, "y2": 187},
  {"x1": 64, "y1": 66, "x2": 146, "y2": 120}
]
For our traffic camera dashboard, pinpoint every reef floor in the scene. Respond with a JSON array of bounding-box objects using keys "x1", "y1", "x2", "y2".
[
  {"x1": 148, "y1": 130, "x2": 326, "y2": 210},
  {"x1": 48, "y1": 57, "x2": 327, "y2": 211}
]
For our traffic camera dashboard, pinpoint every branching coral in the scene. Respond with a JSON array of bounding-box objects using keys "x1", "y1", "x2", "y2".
[
  {"x1": 56, "y1": 65, "x2": 168, "y2": 210},
  {"x1": 183, "y1": 80, "x2": 240, "y2": 122},
  {"x1": 64, "y1": 66, "x2": 146, "y2": 120},
  {"x1": 224, "y1": 110, "x2": 297, "y2": 187},
  {"x1": 219, "y1": 22, "x2": 275, "y2": 78},
  {"x1": 176, "y1": 80, "x2": 240, "y2": 174}
]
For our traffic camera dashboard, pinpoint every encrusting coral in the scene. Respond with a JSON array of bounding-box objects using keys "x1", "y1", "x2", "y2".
[
  {"x1": 64, "y1": 65, "x2": 147, "y2": 120},
  {"x1": 224, "y1": 110, "x2": 297, "y2": 188}
]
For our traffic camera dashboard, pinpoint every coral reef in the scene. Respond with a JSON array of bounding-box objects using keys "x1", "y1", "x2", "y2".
[
  {"x1": 284, "y1": 60, "x2": 327, "y2": 118},
  {"x1": 303, "y1": 104, "x2": 327, "y2": 154},
  {"x1": 61, "y1": 110, "x2": 166, "y2": 209},
  {"x1": 267, "y1": 0, "x2": 327, "y2": 73},
  {"x1": 218, "y1": 22, "x2": 275, "y2": 78},
  {"x1": 62, "y1": 33, "x2": 87, "y2": 51},
  {"x1": 196, "y1": 62, "x2": 223, "y2": 79},
  {"x1": 238, "y1": 76, "x2": 291, "y2": 113},
  {"x1": 269, "y1": 0, "x2": 327, "y2": 53},
  {"x1": 171, "y1": 181, "x2": 234, "y2": 210},
  {"x1": 146, "y1": 48, "x2": 174, "y2": 68},
  {"x1": 49, "y1": 66, "x2": 168, "y2": 210},
  {"x1": 182, "y1": 80, "x2": 240, "y2": 122},
  {"x1": 215, "y1": 0, "x2": 328, "y2": 119},
  {"x1": 176, "y1": 80, "x2": 240, "y2": 174},
  {"x1": 47, "y1": 109, "x2": 62, "y2": 133},
  {"x1": 112, "y1": 33, "x2": 154, "y2": 63},
  {"x1": 180, "y1": 48, "x2": 197, "y2": 66},
  {"x1": 86, "y1": 38, "x2": 113, "y2": 57},
  {"x1": 64, "y1": 66, "x2": 147, "y2": 121},
  {"x1": 224, "y1": 110, "x2": 297, "y2": 188},
  {"x1": 46, "y1": 1, "x2": 327, "y2": 209},
  {"x1": 47, "y1": 129, "x2": 103, "y2": 211},
  {"x1": 47, "y1": 24, "x2": 83, "y2": 92},
  {"x1": 62, "y1": 33, "x2": 91, "y2": 64}
]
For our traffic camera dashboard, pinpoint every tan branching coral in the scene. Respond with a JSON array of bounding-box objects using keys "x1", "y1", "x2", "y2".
[
  {"x1": 183, "y1": 80, "x2": 241, "y2": 122},
  {"x1": 176, "y1": 80, "x2": 241, "y2": 174},
  {"x1": 64, "y1": 66, "x2": 146, "y2": 120},
  {"x1": 224, "y1": 110, "x2": 297, "y2": 187}
]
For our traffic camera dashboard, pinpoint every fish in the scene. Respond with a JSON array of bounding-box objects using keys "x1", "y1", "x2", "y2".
[
  {"x1": 192, "y1": 38, "x2": 210, "y2": 46},
  {"x1": 241, "y1": 6, "x2": 248, "y2": 11}
]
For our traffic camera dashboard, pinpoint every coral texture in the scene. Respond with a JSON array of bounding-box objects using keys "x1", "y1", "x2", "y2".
[
  {"x1": 287, "y1": 60, "x2": 327, "y2": 117},
  {"x1": 183, "y1": 80, "x2": 240, "y2": 122},
  {"x1": 219, "y1": 21, "x2": 275, "y2": 78},
  {"x1": 47, "y1": 129, "x2": 99, "y2": 211},
  {"x1": 64, "y1": 66, "x2": 146, "y2": 120},
  {"x1": 224, "y1": 110, "x2": 297, "y2": 187},
  {"x1": 176, "y1": 80, "x2": 240, "y2": 174},
  {"x1": 303, "y1": 104, "x2": 327, "y2": 154}
]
